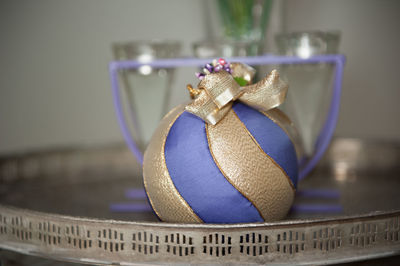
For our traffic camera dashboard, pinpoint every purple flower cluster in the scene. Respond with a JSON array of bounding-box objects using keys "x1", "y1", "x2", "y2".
[{"x1": 195, "y1": 58, "x2": 232, "y2": 80}]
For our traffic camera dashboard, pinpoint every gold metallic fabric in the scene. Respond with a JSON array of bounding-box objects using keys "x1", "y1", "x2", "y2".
[
  {"x1": 239, "y1": 70, "x2": 288, "y2": 112},
  {"x1": 185, "y1": 67, "x2": 288, "y2": 126},
  {"x1": 143, "y1": 105, "x2": 202, "y2": 223},
  {"x1": 200, "y1": 70, "x2": 243, "y2": 108},
  {"x1": 206, "y1": 109, "x2": 295, "y2": 222},
  {"x1": 263, "y1": 108, "x2": 305, "y2": 160},
  {"x1": 185, "y1": 88, "x2": 232, "y2": 126},
  {"x1": 230, "y1": 62, "x2": 256, "y2": 83}
]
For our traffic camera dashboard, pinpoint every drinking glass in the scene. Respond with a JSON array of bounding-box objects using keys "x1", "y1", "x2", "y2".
[
  {"x1": 275, "y1": 31, "x2": 341, "y2": 156},
  {"x1": 112, "y1": 41, "x2": 181, "y2": 150},
  {"x1": 193, "y1": 39, "x2": 260, "y2": 58}
]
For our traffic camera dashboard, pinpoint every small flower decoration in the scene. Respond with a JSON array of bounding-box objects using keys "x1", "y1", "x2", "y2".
[{"x1": 195, "y1": 58, "x2": 232, "y2": 80}]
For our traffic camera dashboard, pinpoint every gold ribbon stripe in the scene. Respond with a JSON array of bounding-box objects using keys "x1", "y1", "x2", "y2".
[
  {"x1": 206, "y1": 109, "x2": 295, "y2": 222},
  {"x1": 262, "y1": 108, "x2": 305, "y2": 161},
  {"x1": 143, "y1": 105, "x2": 203, "y2": 223}
]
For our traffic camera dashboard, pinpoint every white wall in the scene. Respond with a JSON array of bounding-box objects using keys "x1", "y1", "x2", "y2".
[
  {"x1": 284, "y1": 0, "x2": 400, "y2": 140},
  {"x1": 0, "y1": 0, "x2": 399, "y2": 154},
  {"x1": 0, "y1": 0, "x2": 206, "y2": 154}
]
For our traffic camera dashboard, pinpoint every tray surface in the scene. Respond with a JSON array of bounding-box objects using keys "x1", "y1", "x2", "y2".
[{"x1": 0, "y1": 138, "x2": 399, "y2": 265}]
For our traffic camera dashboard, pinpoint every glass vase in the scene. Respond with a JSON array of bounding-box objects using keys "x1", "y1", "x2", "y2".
[{"x1": 275, "y1": 31, "x2": 341, "y2": 156}]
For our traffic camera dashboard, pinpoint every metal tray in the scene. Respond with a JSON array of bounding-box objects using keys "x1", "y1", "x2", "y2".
[{"x1": 0, "y1": 138, "x2": 399, "y2": 265}]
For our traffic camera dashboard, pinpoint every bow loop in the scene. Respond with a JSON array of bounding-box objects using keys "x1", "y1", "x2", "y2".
[
  {"x1": 185, "y1": 62, "x2": 288, "y2": 125},
  {"x1": 199, "y1": 70, "x2": 244, "y2": 108}
]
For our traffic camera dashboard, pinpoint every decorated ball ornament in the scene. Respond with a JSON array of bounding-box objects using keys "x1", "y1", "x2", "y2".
[{"x1": 143, "y1": 59, "x2": 303, "y2": 223}]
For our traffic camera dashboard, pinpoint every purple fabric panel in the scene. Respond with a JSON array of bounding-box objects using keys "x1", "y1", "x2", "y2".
[
  {"x1": 233, "y1": 103, "x2": 298, "y2": 187},
  {"x1": 164, "y1": 112, "x2": 264, "y2": 223}
]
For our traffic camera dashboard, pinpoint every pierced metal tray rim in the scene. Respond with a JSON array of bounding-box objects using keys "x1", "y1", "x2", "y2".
[
  {"x1": 1, "y1": 202, "x2": 400, "y2": 265},
  {"x1": 1, "y1": 203, "x2": 400, "y2": 228}
]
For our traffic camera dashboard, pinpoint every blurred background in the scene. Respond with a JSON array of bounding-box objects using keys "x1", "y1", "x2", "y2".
[{"x1": 0, "y1": 0, "x2": 399, "y2": 155}]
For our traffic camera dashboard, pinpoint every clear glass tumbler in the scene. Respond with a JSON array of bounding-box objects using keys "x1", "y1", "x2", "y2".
[
  {"x1": 275, "y1": 31, "x2": 340, "y2": 156},
  {"x1": 112, "y1": 41, "x2": 181, "y2": 150}
]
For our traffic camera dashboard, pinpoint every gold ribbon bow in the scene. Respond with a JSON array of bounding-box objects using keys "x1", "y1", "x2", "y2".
[{"x1": 185, "y1": 63, "x2": 289, "y2": 125}]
